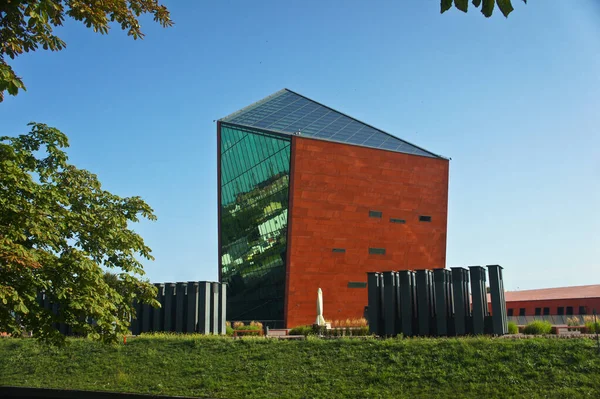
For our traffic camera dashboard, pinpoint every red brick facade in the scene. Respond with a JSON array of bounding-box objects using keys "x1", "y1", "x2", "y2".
[{"x1": 284, "y1": 136, "x2": 449, "y2": 328}]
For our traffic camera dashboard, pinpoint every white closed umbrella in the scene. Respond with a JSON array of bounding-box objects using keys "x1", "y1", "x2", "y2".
[{"x1": 315, "y1": 288, "x2": 326, "y2": 326}]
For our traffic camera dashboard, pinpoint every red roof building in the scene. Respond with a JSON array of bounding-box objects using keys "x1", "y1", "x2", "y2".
[{"x1": 504, "y1": 284, "x2": 600, "y2": 317}]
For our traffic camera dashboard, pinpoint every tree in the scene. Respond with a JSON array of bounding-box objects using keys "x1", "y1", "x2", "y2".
[
  {"x1": 441, "y1": 0, "x2": 527, "y2": 18},
  {"x1": 0, "y1": 123, "x2": 159, "y2": 344},
  {"x1": 0, "y1": 0, "x2": 172, "y2": 102}
]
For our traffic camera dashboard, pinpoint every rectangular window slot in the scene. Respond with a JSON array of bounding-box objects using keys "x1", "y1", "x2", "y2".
[
  {"x1": 348, "y1": 282, "x2": 367, "y2": 288},
  {"x1": 519, "y1": 308, "x2": 526, "y2": 316},
  {"x1": 557, "y1": 307, "x2": 564, "y2": 315},
  {"x1": 368, "y1": 248, "x2": 386, "y2": 255},
  {"x1": 507, "y1": 309, "x2": 514, "y2": 316},
  {"x1": 566, "y1": 306, "x2": 573, "y2": 315},
  {"x1": 579, "y1": 306, "x2": 586, "y2": 315},
  {"x1": 543, "y1": 307, "x2": 550, "y2": 315},
  {"x1": 390, "y1": 218, "x2": 406, "y2": 224},
  {"x1": 369, "y1": 210, "x2": 382, "y2": 218},
  {"x1": 419, "y1": 215, "x2": 432, "y2": 222},
  {"x1": 332, "y1": 248, "x2": 346, "y2": 253},
  {"x1": 535, "y1": 308, "x2": 541, "y2": 316}
]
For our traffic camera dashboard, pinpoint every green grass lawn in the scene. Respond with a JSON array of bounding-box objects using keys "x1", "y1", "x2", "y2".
[{"x1": 1, "y1": 335, "x2": 599, "y2": 399}]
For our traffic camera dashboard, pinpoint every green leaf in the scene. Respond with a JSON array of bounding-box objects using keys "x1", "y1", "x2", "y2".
[
  {"x1": 455, "y1": 0, "x2": 469, "y2": 12},
  {"x1": 472, "y1": 0, "x2": 482, "y2": 6},
  {"x1": 441, "y1": 0, "x2": 454, "y2": 13},
  {"x1": 481, "y1": 0, "x2": 496, "y2": 17},
  {"x1": 497, "y1": 0, "x2": 514, "y2": 17}
]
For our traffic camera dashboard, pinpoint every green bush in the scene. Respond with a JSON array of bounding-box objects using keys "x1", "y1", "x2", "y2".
[
  {"x1": 226, "y1": 326, "x2": 234, "y2": 336},
  {"x1": 523, "y1": 320, "x2": 552, "y2": 335},
  {"x1": 585, "y1": 321, "x2": 600, "y2": 334},
  {"x1": 289, "y1": 325, "x2": 313, "y2": 336},
  {"x1": 507, "y1": 321, "x2": 518, "y2": 334},
  {"x1": 233, "y1": 324, "x2": 262, "y2": 336}
]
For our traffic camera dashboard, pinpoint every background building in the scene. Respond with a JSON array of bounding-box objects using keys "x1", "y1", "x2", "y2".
[
  {"x1": 218, "y1": 89, "x2": 449, "y2": 328},
  {"x1": 505, "y1": 284, "x2": 600, "y2": 317}
]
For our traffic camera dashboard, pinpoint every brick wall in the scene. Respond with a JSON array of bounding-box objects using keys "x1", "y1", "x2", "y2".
[
  {"x1": 506, "y1": 298, "x2": 600, "y2": 316},
  {"x1": 285, "y1": 137, "x2": 449, "y2": 328}
]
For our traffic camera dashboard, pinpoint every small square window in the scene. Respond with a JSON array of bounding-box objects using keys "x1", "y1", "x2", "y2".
[
  {"x1": 543, "y1": 307, "x2": 550, "y2": 315},
  {"x1": 535, "y1": 308, "x2": 541, "y2": 316},
  {"x1": 369, "y1": 210, "x2": 382, "y2": 218},
  {"x1": 507, "y1": 309, "x2": 514, "y2": 316},
  {"x1": 368, "y1": 248, "x2": 386, "y2": 255},
  {"x1": 332, "y1": 248, "x2": 345, "y2": 253},
  {"x1": 579, "y1": 306, "x2": 586, "y2": 315},
  {"x1": 557, "y1": 307, "x2": 564, "y2": 315},
  {"x1": 566, "y1": 306, "x2": 573, "y2": 315},
  {"x1": 419, "y1": 215, "x2": 432, "y2": 222},
  {"x1": 390, "y1": 218, "x2": 406, "y2": 224},
  {"x1": 348, "y1": 282, "x2": 367, "y2": 288},
  {"x1": 519, "y1": 308, "x2": 526, "y2": 316}
]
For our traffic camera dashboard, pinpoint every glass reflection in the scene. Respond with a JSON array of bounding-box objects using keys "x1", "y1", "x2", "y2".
[{"x1": 219, "y1": 124, "x2": 291, "y2": 327}]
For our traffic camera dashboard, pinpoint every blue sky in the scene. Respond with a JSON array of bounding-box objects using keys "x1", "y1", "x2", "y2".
[{"x1": 1, "y1": 0, "x2": 599, "y2": 291}]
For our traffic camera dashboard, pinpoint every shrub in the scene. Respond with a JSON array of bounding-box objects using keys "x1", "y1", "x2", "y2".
[
  {"x1": 585, "y1": 321, "x2": 600, "y2": 334},
  {"x1": 226, "y1": 326, "x2": 234, "y2": 336},
  {"x1": 331, "y1": 318, "x2": 368, "y2": 328},
  {"x1": 355, "y1": 326, "x2": 370, "y2": 336},
  {"x1": 523, "y1": 320, "x2": 552, "y2": 335},
  {"x1": 232, "y1": 321, "x2": 245, "y2": 329},
  {"x1": 232, "y1": 324, "x2": 262, "y2": 336},
  {"x1": 249, "y1": 321, "x2": 263, "y2": 329},
  {"x1": 289, "y1": 325, "x2": 313, "y2": 336},
  {"x1": 507, "y1": 321, "x2": 518, "y2": 334}
]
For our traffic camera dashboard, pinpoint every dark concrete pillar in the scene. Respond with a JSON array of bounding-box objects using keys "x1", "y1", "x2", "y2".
[
  {"x1": 175, "y1": 283, "x2": 186, "y2": 333},
  {"x1": 218, "y1": 283, "x2": 227, "y2": 335},
  {"x1": 434, "y1": 269, "x2": 451, "y2": 336},
  {"x1": 210, "y1": 283, "x2": 220, "y2": 335},
  {"x1": 367, "y1": 272, "x2": 381, "y2": 335},
  {"x1": 141, "y1": 301, "x2": 151, "y2": 333},
  {"x1": 186, "y1": 282, "x2": 199, "y2": 333},
  {"x1": 164, "y1": 283, "x2": 175, "y2": 332},
  {"x1": 451, "y1": 267, "x2": 470, "y2": 336},
  {"x1": 382, "y1": 272, "x2": 397, "y2": 336},
  {"x1": 416, "y1": 270, "x2": 434, "y2": 336},
  {"x1": 153, "y1": 284, "x2": 164, "y2": 332},
  {"x1": 197, "y1": 282, "x2": 211, "y2": 334},
  {"x1": 487, "y1": 265, "x2": 508, "y2": 335},
  {"x1": 398, "y1": 270, "x2": 415, "y2": 336},
  {"x1": 469, "y1": 266, "x2": 487, "y2": 335},
  {"x1": 394, "y1": 272, "x2": 402, "y2": 334}
]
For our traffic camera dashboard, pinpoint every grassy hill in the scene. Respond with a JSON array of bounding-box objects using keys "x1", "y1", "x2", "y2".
[{"x1": 1, "y1": 335, "x2": 599, "y2": 398}]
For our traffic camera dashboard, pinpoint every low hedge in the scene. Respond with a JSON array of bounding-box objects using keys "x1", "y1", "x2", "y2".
[
  {"x1": 507, "y1": 321, "x2": 518, "y2": 334},
  {"x1": 523, "y1": 320, "x2": 553, "y2": 335},
  {"x1": 289, "y1": 325, "x2": 370, "y2": 337}
]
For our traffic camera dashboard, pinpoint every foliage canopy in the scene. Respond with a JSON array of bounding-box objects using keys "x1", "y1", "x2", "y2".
[
  {"x1": 0, "y1": 123, "x2": 158, "y2": 344},
  {"x1": 441, "y1": 0, "x2": 527, "y2": 18},
  {"x1": 0, "y1": 0, "x2": 172, "y2": 102}
]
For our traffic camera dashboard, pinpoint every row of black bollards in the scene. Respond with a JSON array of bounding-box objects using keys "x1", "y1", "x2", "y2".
[
  {"x1": 367, "y1": 265, "x2": 507, "y2": 337},
  {"x1": 38, "y1": 281, "x2": 227, "y2": 336},
  {"x1": 132, "y1": 281, "x2": 227, "y2": 335}
]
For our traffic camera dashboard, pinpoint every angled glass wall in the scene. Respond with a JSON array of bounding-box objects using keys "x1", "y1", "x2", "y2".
[{"x1": 219, "y1": 123, "x2": 291, "y2": 326}]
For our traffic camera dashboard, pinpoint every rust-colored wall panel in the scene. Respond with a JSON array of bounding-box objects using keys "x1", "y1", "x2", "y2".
[{"x1": 285, "y1": 137, "x2": 449, "y2": 328}]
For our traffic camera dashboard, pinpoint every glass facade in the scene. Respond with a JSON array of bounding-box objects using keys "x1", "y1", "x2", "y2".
[{"x1": 219, "y1": 123, "x2": 291, "y2": 326}]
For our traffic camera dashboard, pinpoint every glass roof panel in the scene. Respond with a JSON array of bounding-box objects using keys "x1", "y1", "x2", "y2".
[{"x1": 220, "y1": 89, "x2": 441, "y2": 158}]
